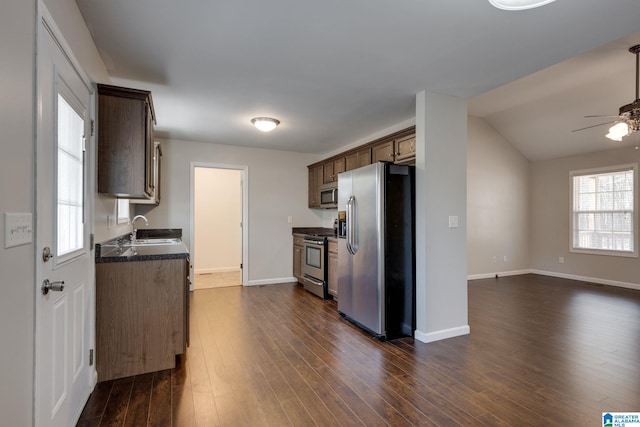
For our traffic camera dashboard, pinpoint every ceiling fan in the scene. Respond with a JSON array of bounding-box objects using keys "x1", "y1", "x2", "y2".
[{"x1": 573, "y1": 44, "x2": 640, "y2": 141}]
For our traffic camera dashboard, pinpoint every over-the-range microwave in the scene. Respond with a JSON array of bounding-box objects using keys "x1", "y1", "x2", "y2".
[{"x1": 319, "y1": 182, "x2": 338, "y2": 209}]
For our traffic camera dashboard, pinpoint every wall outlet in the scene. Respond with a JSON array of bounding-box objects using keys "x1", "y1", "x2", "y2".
[
  {"x1": 448, "y1": 215, "x2": 459, "y2": 228},
  {"x1": 503, "y1": 255, "x2": 508, "y2": 262},
  {"x1": 287, "y1": 216, "x2": 292, "y2": 224},
  {"x1": 559, "y1": 256, "x2": 565, "y2": 264},
  {"x1": 5, "y1": 212, "x2": 33, "y2": 248},
  {"x1": 492, "y1": 256, "x2": 497, "y2": 263}
]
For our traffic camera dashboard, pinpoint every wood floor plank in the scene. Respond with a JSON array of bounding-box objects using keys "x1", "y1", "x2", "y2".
[
  {"x1": 77, "y1": 379, "x2": 113, "y2": 422},
  {"x1": 191, "y1": 390, "x2": 221, "y2": 427},
  {"x1": 100, "y1": 378, "x2": 133, "y2": 427},
  {"x1": 147, "y1": 370, "x2": 172, "y2": 427},
  {"x1": 123, "y1": 373, "x2": 153, "y2": 427},
  {"x1": 172, "y1": 383, "x2": 196, "y2": 427}
]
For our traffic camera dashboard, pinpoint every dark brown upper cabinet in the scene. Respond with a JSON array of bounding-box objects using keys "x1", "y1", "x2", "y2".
[{"x1": 97, "y1": 84, "x2": 156, "y2": 199}]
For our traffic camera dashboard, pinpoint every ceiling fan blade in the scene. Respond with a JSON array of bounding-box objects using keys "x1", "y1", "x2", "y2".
[
  {"x1": 583, "y1": 115, "x2": 622, "y2": 118},
  {"x1": 571, "y1": 120, "x2": 616, "y2": 132}
]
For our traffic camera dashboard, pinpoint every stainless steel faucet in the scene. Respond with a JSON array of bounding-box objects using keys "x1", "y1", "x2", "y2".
[{"x1": 131, "y1": 215, "x2": 149, "y2": 243}]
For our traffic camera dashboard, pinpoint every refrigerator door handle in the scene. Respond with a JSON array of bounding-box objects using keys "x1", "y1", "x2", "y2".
[{"x1": 346, "y1": 195, "x2": 358, "y2": 255}]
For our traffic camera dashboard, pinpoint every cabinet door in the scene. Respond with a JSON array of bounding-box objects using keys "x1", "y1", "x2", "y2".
[
  {"x1": 145, "y1": 102, "x2": 154, "y2": 196},
  {"x1": 156, "y1": 143, "x2": 162, "y2": 204},
  {"x1": 130, "y1": 142, "x2": 161, "y2": 206},
  {"x1": 183, "y1": 257, "x2": 190, "y2": 349},
  {"x1": 334, "y1": 158, "x2": 345, "y2": 178},
  {"x1": 345, "y1": 152, "x2": 358, "y2": 171},
  {"x1": 327, "y1": 248, "x2": 338, "y2": 297},
  {"x1": 323, "y1": 162, "x2": 335, "y2": 184},
  {"x1": 308, "y1": 165, "x2": 323, "y2": 208},
  {"x1": 293, "y1": 244, "x2": 303, "y2": 282},
  {"x1": 395, "y1": 134, "x2": 416, "y2": 163},
  {"x1": 357, "y1": 148, "x2": 372, "y2": 167},
  {"x1": 96, "y1": 259, "x2": 184, "y2": 381},
  {"x1": 97, "y1": 84, "x2": 155, "y2": 199},
  {"x1": 372, "y1": 140, "x2": 395, "y2": 163}
]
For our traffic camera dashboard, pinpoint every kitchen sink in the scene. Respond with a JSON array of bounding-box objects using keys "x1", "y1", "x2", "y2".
[{"x1": 125, "y1": 238, "x2": 182, "y2": 246}]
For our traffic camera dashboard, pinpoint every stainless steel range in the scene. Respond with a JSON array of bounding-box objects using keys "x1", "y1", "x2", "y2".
[{"x1": 302, "y1": 235, "x2": 329, "y2": 299}]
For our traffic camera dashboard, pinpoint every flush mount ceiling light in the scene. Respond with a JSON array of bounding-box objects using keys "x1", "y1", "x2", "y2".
[
  {"x1": 573, "y1": 45, "x2": 640, "y2": 142},
  {"x1": 488, "y1": 0, "x2": 556, "y2": 10},
  {"x1": 251, "y1": 117, "x2": 280, "y2": 132}
]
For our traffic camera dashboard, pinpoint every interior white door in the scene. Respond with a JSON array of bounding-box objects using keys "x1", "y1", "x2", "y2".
[{"x1": 35, "y1": 10, "x2": 94, "y2": 427}]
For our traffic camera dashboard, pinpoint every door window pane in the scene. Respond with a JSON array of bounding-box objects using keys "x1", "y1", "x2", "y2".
[{"x1": 57, "y1": 93, "x2": 84, "y2": 256}]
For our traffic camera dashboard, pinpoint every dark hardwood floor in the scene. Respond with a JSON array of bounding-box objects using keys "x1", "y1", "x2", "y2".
[{"x1": 77, "y1": 274, "x2": 640, "y2": 426}]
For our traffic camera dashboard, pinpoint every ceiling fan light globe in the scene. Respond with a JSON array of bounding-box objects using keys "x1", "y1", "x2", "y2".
[
  {"x1": 488, "y1": 0, "x2": 556, "y2": 11},
  {"x1": 606, "y1": 122, "x2": 630, "y2": 141},
  {"x1": 605, "y1": 132, "x2": 623, "y2": 142}
]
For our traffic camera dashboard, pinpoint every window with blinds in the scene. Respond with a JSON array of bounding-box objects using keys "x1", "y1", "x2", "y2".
[{"x1": 570, "y1": 165, "x2": 637, "y2": 256}]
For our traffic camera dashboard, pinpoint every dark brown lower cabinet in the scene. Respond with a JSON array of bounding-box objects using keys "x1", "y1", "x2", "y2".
[{"x1": 96, "y1": 258, "x2": 188, "y2": 381}]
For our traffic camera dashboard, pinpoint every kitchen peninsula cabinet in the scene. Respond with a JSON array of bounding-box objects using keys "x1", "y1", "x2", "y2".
[
  {"x1": 293, "y1": 234, "x2": 304, "y2": 282},
  {"x1": 97, "y1": 84, "x2": 156, "y2": 199},
  {"x1": 327, "y1": 239, "x2": 338, "y2": 298},
  {"x1": 96, "y1": 257, "x2": 188, "y2": 381}
]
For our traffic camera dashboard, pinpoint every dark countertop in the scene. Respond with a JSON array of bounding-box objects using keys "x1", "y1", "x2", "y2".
[
  {"x1": 292, "y1": 227, "x2": 336, "y2": 237},
  {"x1": 95, "y1": 229, "x2": 189, "y2": 263}
]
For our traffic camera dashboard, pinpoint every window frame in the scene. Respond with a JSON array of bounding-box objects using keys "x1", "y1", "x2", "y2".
[{"x1": 569, "y1": 163, "x2": 638, "y2": 258}]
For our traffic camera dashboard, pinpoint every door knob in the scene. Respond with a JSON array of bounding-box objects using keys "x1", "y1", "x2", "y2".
[{"x1": 42, "y1": 279, "x2": 65, "y2": 295}]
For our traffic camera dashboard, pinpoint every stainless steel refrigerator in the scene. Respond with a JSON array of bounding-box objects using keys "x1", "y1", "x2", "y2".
[{"x1": 337, "y1": 162, "x2": 415, "y2": 340}]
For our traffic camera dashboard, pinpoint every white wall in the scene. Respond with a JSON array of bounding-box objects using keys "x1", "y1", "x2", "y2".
[
  {"x1": 531, "y1": 145, "x2": 640, "y2": 288},
  {"x1": 140, "y1": 138, "x2": 323, "y2": 284},
  {"x1": 467, "y1": 116, "x2": 531, "y2": 278},
  {"x1": 0, "y1": 2, "x2": 37, "y2": 425},
  {"x1": 415, "y1": 90, "x2": 469, "y2": 343},
  {"x1": 194, "y1": 168, "x2": 242, "y2": 273}
]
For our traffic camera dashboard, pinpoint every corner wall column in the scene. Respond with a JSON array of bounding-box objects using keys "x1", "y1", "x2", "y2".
[{"x1": 414, "y1": 90, "x2": 469, "y2": 343}]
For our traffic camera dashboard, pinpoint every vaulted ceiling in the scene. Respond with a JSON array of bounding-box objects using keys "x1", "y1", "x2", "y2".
[{"x1": 76, "y1": 0, "x2": 640, "y2": 160}]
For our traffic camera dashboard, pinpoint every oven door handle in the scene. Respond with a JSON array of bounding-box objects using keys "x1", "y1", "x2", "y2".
[{"x1": 346, "y1": 195, "x2": 358, "y2": 255}]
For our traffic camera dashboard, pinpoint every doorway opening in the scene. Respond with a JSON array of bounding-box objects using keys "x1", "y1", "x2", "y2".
[{"x1": 190, "y1": 164, "x2": 247, "y2": 290}]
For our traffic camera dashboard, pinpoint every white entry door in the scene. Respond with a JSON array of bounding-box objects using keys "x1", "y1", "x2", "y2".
[{"x1": 35, "y1": 8, "x2": 94, "y2": 427}]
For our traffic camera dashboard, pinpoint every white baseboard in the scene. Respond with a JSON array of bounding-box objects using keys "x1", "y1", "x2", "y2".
[
  {"x1": 467, "y1": 269, "x2": 532, "y2": 281},
  {"x1": 195, "y1": 267, "x2": 241, "y2": 275},
  {"x1": 531, "y1": 269, "x2": 640, "y2": 292},
  {"x1": 414, "y1": 325, "x2": 470, "y2": 343},
  {"x1": 246, "y1": 277, "x2": 298, "y2": 286}
]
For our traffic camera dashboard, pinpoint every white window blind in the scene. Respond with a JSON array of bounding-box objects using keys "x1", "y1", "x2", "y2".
[
  {"x1": 57, "y1": 93, "x2": 84, "y2": 257},
  {"x1": 571, "y1": 165, "x2": 636, "y2": 255}
]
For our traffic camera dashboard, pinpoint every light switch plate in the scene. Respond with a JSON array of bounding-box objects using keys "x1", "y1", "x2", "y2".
[
  {"x1": 5, "y1": 212, "x2": 33, "y2": 248},
  {"x1": 448, "y1": 215, "x2": 459, "y2": 228}
]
